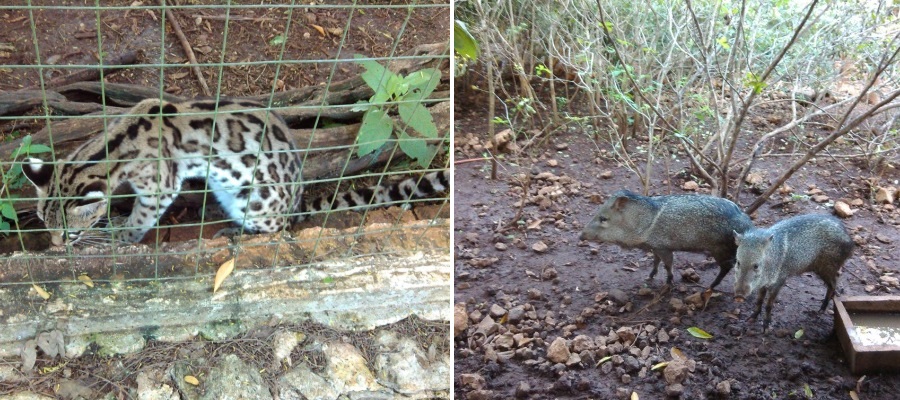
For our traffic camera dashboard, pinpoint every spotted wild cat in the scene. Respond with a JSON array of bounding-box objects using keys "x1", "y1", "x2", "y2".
[{"x1": 22, "y1": 98, "x2": 449, "y2": 246}]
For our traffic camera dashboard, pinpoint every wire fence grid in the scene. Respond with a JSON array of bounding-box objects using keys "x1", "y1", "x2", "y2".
[{"x1": 0, "y1": 1, "x2": 452, "y2": 291}]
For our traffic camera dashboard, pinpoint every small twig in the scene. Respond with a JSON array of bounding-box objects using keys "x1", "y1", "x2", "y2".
[
  {"x1": 192, "y1": 14, "x2": 273, "y2": 22},
  {"x1": 498, "y1": 176, "x2": 531, "y2": 233},
  {"x1": 454, "y1": 157, "x2": 491, "y2": 165},
  {"x1": 161, "y1": 0, "x2": 212, "y2": 96},
  {"x1": 20, "y1": 50, "x2": 138, "y2": 91}
]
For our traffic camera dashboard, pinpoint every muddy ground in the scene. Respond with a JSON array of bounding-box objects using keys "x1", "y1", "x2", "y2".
[{"x1": 453, "y1": 82, "x2": 900, "y2": 399}]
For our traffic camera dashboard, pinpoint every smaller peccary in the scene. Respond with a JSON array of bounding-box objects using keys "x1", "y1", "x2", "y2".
[
  {"x1": 733, "y1": 214, "x2": 853, "y2": 331},
  {"x1": 579, "y1": 190, "x2": 753, "y2": 289}
]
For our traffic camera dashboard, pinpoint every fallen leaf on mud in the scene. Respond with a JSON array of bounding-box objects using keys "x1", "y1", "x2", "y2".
[
  {"x1": 594, "y1": 355, "x2": 613, "y2": 367},
  {"x1": 184, "y1": 375, "x2": 200, "y2": 385},
  {"x1": 803, "y1": 383, "x2": 813, "y2": 398},
  {"x1": 527, "y1": 219, "x2": 542, "y2": 230},
  {"x1": 670, "y1": 347, "x2": 687, "y2": 360},
  {"x1": 686, "y1": 327, "x2": 713, "y2": 339},
  {"x1": 32, "y1": 284, "x2": 50, "y2": 300},
  {"x1": 849, "y1": 390, "x2": 860, "y2": 400},
  {"x1": 213, "y1": 258, "x2": 235, "y2": 293},
  {"x1": 77, "y1": 274, "x2": 94, "y2": 288},
  {"x1": 310, "y1": 24, "x2": 326, "y2": 37},
  {"x1": 794, "y1": 329, "x2": 804, "y2": 339},
  {"x1": 327, "y1": 27, "x2": 343, "y2": 36},
  {"x1": 169, "y1": 71, "x2": 190, "y2": 80},
  {"x1": 651, "y1": 361, "x2": 669, "y2": 371}
]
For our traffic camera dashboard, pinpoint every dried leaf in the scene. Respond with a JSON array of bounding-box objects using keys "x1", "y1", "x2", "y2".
[
  {"x1": 651, "y1": 361, "x2": 669, "y2": 371},
  {"x1": 77, "y1": 274, "x2": 94, "y2": 288},
  {"x1": 686, "y1": 326, "x2": 713, "y2": 339},
  {"x1": 33, "y1": 284, "x2": 50, "y2": 300},
  {"x1": 849, "y1": 390, "x2": 860, "y2": 400},
  {"x1": 184, "y1": 375, "x2": 200, "y2": 386},
  {"x1": 526, "y1": 219, "x2": 542, "y2": 230},
  {"x1": 594, "y1": 355, "x2": 613, "y2": 367},
  {"x1": 213, "y1": 258, "x2": 235, "y2": 293},
  {"x1": 327, "y1": 27, "x2": 343, "y2": 36},
  {"x1": 20, "y1": 340, "x2": 36, "y2": 371},
  {"x1": 310, "y1": 24, "x2": 325, "y2": 37},
  {"x1": 670, "y1": 347, "x2": 687, "y2": 360},
  {"x1": 169, "y1": 71, "x2": 190, "y2": 80}
]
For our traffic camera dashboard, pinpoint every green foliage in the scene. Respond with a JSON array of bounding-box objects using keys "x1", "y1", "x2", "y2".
[
  {"x1": 1, "y1": 135, "x2": 52, "y2": 233},
  {"x1": 354, "y1": 56, "x2": 441, "y2": 168},
  {"x1": 454, "y1": 20, "x2": 479, "y2": 61}
]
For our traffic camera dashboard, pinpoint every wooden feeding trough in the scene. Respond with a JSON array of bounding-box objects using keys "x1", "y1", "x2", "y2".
[{"x1": 834, "y1": 296, "x2": 900, "y2": 374}]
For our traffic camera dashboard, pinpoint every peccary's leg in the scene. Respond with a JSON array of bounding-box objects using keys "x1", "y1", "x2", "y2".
[
  {"x1": 709, "y1": 252, "x2": 735, "y2": 290},
  {"x1": 748, "y1": 287, "x2": 767, "y2": 322},
  {"x1": 819, "y1": 271, "x2": 838, "y2": 312},
  {"x1": 762, "y1": 283, "x2": 785, "y2": 332},
  {"x1": 649, "y1": 250, "x2": 675, "y2": 284}
]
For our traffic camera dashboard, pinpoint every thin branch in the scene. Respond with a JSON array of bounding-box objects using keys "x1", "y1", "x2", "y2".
[{"x1": 161, "y1": 0, "x2": 212, "y2": 97}]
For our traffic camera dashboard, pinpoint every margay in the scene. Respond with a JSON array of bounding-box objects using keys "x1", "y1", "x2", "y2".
[{"x1": 22, "y1": 98, "x2": 449, "y2": 246}]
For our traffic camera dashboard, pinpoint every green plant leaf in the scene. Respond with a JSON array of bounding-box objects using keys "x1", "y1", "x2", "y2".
[
  {"x1": 269, "y1": 34, "x2": 285, "y2": 46},
  {"x1": 794, "y1": 329, "x2": 804, "y2": 339},
  {"x1": 356, "y1": 108, "x2": 393, "y2": 156},
  {"x1": 0, "y1": 203, "x2": 16, "y2": 221},
  {"x1": 356, "y1": 56, "x2": 402, "y2": 105},
  {"x1": 453, "y1": 20, "x2": 479, "y2": 61},
  {"x1": 594, "y1": 355, "x2": 613, "y2": 367},
  {"x1": 398, "y1": 131, "x2": 437, "y2": 168},
  {"x1": 686, "y1": 327, "x2": 713, "y2": 339},
  {"x1": 26, "y1": 144, "x2": 52, "y2": 154},
  {"x1": 398, "y1": 100, "x2": 438, "y2": 138}
]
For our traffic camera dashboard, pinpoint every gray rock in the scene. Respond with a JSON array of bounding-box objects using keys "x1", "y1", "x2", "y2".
[
  {"x1": 201, "y1": 354, "x2": 272, "y2": 400},
  {"x1": 622, "y1": 355, "x2": 641, "y2": 373},
  {"x1": 546, "y1": 337, "x2": 570, "y2": 364},
  {"x1": 515, "y1": 381, "x2": 531, "y2": 398},
  {"x1": 489, "y1": 304, "x2": 507, "y2": 318},
  {"x1": 571, "y1": 335, "x2": 595, "y2": 353},
  {"x1": 666, "y1": 383, "x2": 685, "y2": 397},
  {"x1": 608, "y1": 288, "x2": 629, "y2": 305},
  {"x1": 373, "y1": 333, "x2": 450, "y2": 396},
  {"x1": 507, "y1": 306, "x2": 525, "y2": 324}
]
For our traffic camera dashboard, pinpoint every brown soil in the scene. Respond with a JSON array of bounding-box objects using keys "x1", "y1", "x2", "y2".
[{"x1": 453, "y1": 82, "x2": 900, "y2": 399}]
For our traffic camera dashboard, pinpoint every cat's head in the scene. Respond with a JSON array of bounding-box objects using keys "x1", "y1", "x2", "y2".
[{"x1": 22, "y1": 158, "x2": 108, "y2": 246}]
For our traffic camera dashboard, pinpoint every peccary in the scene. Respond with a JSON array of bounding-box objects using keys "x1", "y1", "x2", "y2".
[
  {"x1": 733, "y1": 214, "x2": 853, "y2": 330},
  {"x1": 580, "y1": 190, "x2": 753, "y2": 289}
]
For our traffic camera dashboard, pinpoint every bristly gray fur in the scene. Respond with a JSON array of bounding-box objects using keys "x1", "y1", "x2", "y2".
[
  {"x1": 733, "y1": 214, "x2": 853, "y2": 331},
  {"x1": 580, "y1": 190, "x2": 753, "y2": 289}
]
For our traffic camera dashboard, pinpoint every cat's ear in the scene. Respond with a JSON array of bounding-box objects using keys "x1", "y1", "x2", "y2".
[
  {"x1": 22, "y1": 158, "x2": 54, "y2": 188},
  {"x1": 73, "y1": 191, "x2": 108, "y2": 218}
]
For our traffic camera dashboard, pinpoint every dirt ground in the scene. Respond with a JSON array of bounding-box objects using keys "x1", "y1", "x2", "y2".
[{"x1": 453, "y1": 81, "x2": 900, "y2": 399}]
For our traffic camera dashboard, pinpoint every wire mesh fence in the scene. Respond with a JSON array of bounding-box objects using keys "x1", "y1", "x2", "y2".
[{"x1": 0, "y1": 1, "x2": 451, "y2": 296}]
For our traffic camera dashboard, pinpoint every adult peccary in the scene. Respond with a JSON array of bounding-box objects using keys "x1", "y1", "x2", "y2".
[
  {"x1": 580, "y1": 190, "x2": 753, "y2": 290},
  {"x1": 733, "y1": 214, "x2": 853, "y2": 331}
]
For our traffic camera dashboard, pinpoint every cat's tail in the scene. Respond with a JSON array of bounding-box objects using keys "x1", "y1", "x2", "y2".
[{"x1": 298, "y1": 170, "x2": 450, "y2": 217}]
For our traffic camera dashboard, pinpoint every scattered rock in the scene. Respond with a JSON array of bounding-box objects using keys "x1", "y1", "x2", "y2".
[
  {"x1": 494, "y1": 242, "x2": 508, "y2": 251},
  {"x1": 880, "y1": 275, "x2": 900, "y2": 287},
  {"x1": 547, "y1": 159, "x2": 558, "y2": 167},
  {"x1": 666, "y1": 383, "x2": 685, "y2": 397},
  {"x1": 454, "y1": 305, "x2": 469, "y2": 338},
  {"x1": 489, "y1": 304, "x2": 507, "y2": 318},
  {"x1": 834, "y1": 201, "x2": 854, "y2": 218},
  {"x1": 469, "y1": 257, "x2": 499, "y2": 268},
  {"x1": 716, "y1": 380, "x2": 732, "y2": 395},
  {"x1": 615, "y1": 327, "x2": 636, "y2": 345},
  {"x1": 745, "y1": 173, "x2": 764, "y2": 185},
  {"x1": 669, "y1": 297, "x2": 685, "y2": 313},
  {"x1": 850, "y1": 198, "x2": 865, "y2": 207},
  {"x1": 682, "y1": 181, "x2": 699, "y2": 191},
  {"x1": 459, "y1": 373, "x2": 486, "y2": 390},
  {"x1": 657, "y1": 330, "x2": 670, "y2": 344},
  {"x1": 202, "y1": 354, "x2": 272, "y2": 400},
  {"x1": 476, "y1": 316, "x2": 499, "y2": 336},
  {"x1": 876, "y1": 234, "x2": 893, "y2": 244},
  {"x1": 541, "y1": 268, "x2": 558, "y2": 280},
  {"x1": 600, "y1": 170, "x2": 613, "y2": 179},
  {"x1": 546, "y1": 337, "x2": 570, "y2": 364},
  {"x1": 684, "y1": 292, "x2": 705, "y2": 308},
  {"x1": 565, "y1": 353, "x2": 582, "y2": 367},
  {"x1": 876, "y1": 186, "x2": 896, "y2": 204},
  {"x1": 507, "y1": 306, "x2": 525, "y2": 324},
  {"x1": 515, "y1": 381, "x2": 531, "y2": 398},
  {"x1": 532, "y1": 241, "x2": 549, "y2": 253},
  {"x1": 571, "y1": 335, "x2": 595, "y2": 353},
  {"x1": 527, "y1": 288, "x2": 543, "y2": 300},
  {"x1": 271, "y1": 330, "x2": 300, "y2": 367},
  {"x1": 779, "y1": 184, "x2": 794, "y2": 194},
  {"x1": 812, "y1": 194, "x2": 830, "y2": 203},
  {"x1": 555, "y1": 143, "x2": 569, "y2": 151},
  {"x1": 608, "y1": 289, "x2": 629, "y2": 305},
  {"x1": 663, "y1": 359, "x2": 690, "y2": 385}
]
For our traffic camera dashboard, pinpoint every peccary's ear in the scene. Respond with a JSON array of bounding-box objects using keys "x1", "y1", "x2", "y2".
[
  {"x1": 733, "y1": 230, "x2": 743, "y2": 245},
  {"x1": 22, "y1": 158, "x2": 54, "y2": 188},
  {"x1": 611, "y1": 196, "x2": 630, "y2": 211}
]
